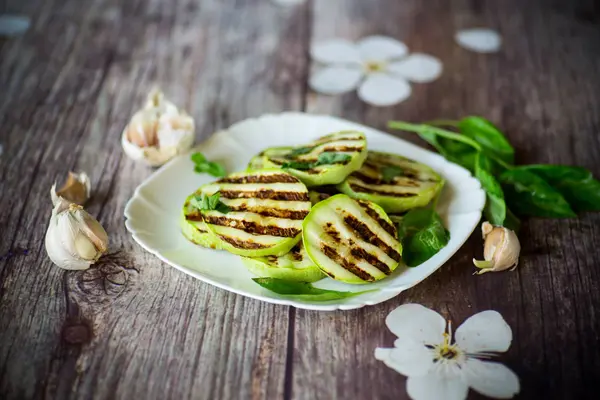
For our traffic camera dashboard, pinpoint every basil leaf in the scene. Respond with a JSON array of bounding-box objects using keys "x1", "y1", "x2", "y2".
[
  {"x1": 282, "y1": 161, "x2": 314, "y2": 170},
  {"x1": 381, "y1": 165, "x2": 404, "y2": 183},
  {"x1": 517, "y1": 165, "x2": 600, "y2": 212},
  {"x1": 500, "y1": 168, "x2": 576, "y2": 218},
  {"x1": 458, "y1": 117, "x2": 515, "y2": 164},
  {"x1": 191, "y1": 152, "x2": 227, "y2": 177},
  {"x1": 190, "y1": 192, "x2": 230, "y2": 213},
  {"x1": 191, "y1": 152, "x2": 207, "y2": 165},
  {"x1": 252, "y1": 278, "x2": 373, "y2": 301},
  {"x1": 397, "y1": 208, "x2": 450, "y2": 267},
  {"x1": 287, "y1": 146, "x2": 314, "y2": 158},
  {"x1": 317, "y1": 152, "x2": 351, "y2": 165},
  {"x1": 475, "y1": 153, "x2": 506, "y2": 226}
]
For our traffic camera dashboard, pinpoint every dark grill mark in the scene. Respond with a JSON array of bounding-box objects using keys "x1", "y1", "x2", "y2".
[
  {"x1": 324, "y1": 225, "x2": 341, "y2": 243},
  {"x1": 220, "y1": 190, "x2": 309, "y2": 201},
  {"x1": 205, "y1": 216, "x2": 301, "y2": 237},
  {"x1": 290, "y1": 244, "x2": 303, "y2": 261},
  {"x1": 320, "y1": 146, "x2": 364, "y2": 153},
  {"x1": 350, "y1": 247, "x2": 391, "y2": 274},
  {"x1": 343, "y1": 215, "x2": 402, "y2": 261},
  {"x1": 320, "y1": 243, "x2": 374, "y2": 281},
  {"x1": 227, "y1": 206, "x2": 309, "y2": 220},
  {"x1": 359, "y1": 204, "x2": 397, "y2": 237},
  {"x1": 351, "y1": 171, "x2": 381, "y2": 184},
  {"x1": 185, "y1": 213, "x2": 204, "y2": 222},
  {"x1": 217, "y1": 174, "x2": 298, "y2": 184},
  {"x1": 313, "y1": 135, "x2": 363, "y2": 144},
  {"x1": 348, "y1": 184, "x2": 418, "y2": 198},
  {"x1": 219, "y1": 236, "x2": 271, "y2": 249}
]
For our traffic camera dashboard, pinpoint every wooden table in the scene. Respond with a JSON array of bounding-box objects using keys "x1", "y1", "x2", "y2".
[{"x1": 1, "y1": 0, "x2": 599, "y2": 399}]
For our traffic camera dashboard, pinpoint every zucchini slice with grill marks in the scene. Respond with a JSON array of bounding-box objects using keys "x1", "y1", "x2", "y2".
[
  {"x1": 246, "y1": 147, "x2": 292, "y2": 171},
  {"x1": 241, "y1": 243, "x2": 325, "y2": 282},
  {"x1": 337, "y1": 151, "x2": 444, "y2": 213},
  {"x1": 303, "y1": 194, "x2": 402, "y2": 284},
  {"x1": 180, "y1": 195, "x2": 223, "y2": 249},
  {"x1": 260, "y1": 131, "x2": 368, "y2": 187},
  {"x1": 198, "y1": 169, "x2": 311, "y2": 257}
]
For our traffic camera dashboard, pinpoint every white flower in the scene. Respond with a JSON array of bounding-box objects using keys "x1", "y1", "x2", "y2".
[
  {"x1": 375, "y1": 304, "x2": 519, "y2": 400},
  {"x1": 455, "y1": 29, "x2": 502, "y2": 53},
  {"x1": 309, "y1": 36, "x2": 442, "y2": 106}
]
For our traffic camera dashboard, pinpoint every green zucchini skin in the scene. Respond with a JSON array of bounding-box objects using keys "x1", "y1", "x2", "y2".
[
  {"x1": 241, "y1": 243, "x2": 325, "y2": 282},
  {"x1": 180, "y1": 196, "x2": 223, "y2": 249},
  {"x1": 259, "y1": 131, "x2": 368, "y2": 187},
  {"x1": 198, "y1": 169, "x2": 311, "y2": 257},
  {"x1": 302, "y1": 194, "x2": 402, "y2": 284},
  {"x1": 246, "y1": 146, "x2": 292, "y2": 171},
  {"x1": 337, "y1": 151, "x2": 444, "y2": 213}
]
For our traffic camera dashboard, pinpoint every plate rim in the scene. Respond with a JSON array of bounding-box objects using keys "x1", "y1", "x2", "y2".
[{"x1": 124, "y1": 112, "x2": 485, "y2": 311}]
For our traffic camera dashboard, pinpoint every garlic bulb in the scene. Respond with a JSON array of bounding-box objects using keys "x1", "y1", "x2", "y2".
[
  {"x1": 51, "y1": 171, "x2": 91, "y2": 206},
  {"x1": 45, "y1": 198, "x2": 109, "y2": 270},
  {"x1": 121, "y1": 88, "x2": 195, "y2": 166},
  {"x1": 473, "y1": 222, "x2": 520, "y2": 274}
]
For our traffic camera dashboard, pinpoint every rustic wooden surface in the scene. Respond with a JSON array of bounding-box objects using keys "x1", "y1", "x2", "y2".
[{"x1": 1, "y1": 0, "x2": 599, "y2": 399}]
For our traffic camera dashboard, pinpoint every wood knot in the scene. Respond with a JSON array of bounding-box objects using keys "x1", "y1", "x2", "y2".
[
  {"x1": 71, "y1": 250, "x2": 139, "y2": 302},
  {"x1": 62, "y1": 324, "x2": 91, "y2": 345}
]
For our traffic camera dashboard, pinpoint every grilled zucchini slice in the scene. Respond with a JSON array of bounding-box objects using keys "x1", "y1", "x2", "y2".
[
  {"x1": 247, "y1": 147, "x2": 292, "y2": 171},
  {"x1": 303, "y1": 194, "x2": 402, "y2": 284},
  {"x1": 241, "y1": 243, "x2": 325, "y2": 282},
  {"x1": 197, "y1": 169, "x2": 311, "y2": 257},
  {"x1": 260, "y1": 131, "x2": 368, "y2": 187},
  {"x1": 180, "y1": 195, "x2": 223, "y2": 249},
  {"x1": 337, "y1": 151, "x2": 443, "y2": 213}
]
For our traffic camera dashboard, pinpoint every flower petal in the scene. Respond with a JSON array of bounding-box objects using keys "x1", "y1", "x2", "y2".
[
  {"x1": 309, "y1": 66, "x2": 363, "y2": 95},
  {"x1": 462, "y1": 358, "x2": 520, "y2": 398},
  {"x1": 374, "y1": 340, "x2": 434, "y2": 377},
  {"x1": 455, "y1": 29, "x2": 502, "y2": 53},
  {"x1": 311, "y1": 39, "x2": 361, "y2": 65},
  {"x1": 357, "y1": 35, "x2": 408, "y2": 62},
  {"x1": 407, "y1": 373, "x2": 469, "y2": 400},
  {"x1": 387, "y1": 53, "x2": 443, "y2": 83},
  {"x1": 455, "y1": 310, "x2": 512, "y2": 353},
  {"x1": 357, "y1": 73, "x2": 411, "y2": 106},
  {"x1": 384, "y1": 303, "x2": 445, "y2": 344}
]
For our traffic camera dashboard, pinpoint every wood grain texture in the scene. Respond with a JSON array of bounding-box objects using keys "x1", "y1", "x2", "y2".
[
  {"x1": 0, "y1": 0, "x2": 309, "y2": 399},
  {"x1": 1, "y1": 0, "x2": 600, "y2": 399}
]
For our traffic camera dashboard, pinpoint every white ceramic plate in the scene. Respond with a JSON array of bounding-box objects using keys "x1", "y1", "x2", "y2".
[{"x1": 124, "y1": 113, "x2": 485, "y2": 311}]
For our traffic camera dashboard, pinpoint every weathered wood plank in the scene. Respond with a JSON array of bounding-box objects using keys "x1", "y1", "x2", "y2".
[
  {"x1": 0, "y1": 0, "x2": 310, "y2": 399},
  {"x1": 295, "y1": 0, "x2": 600, "y2": 399}
]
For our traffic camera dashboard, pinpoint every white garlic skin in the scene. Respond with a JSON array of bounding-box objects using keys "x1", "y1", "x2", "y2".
[
  {"x1": 44, "y1": 199, "x2": 108, "y2": 270},
  {"x1": 473, "y1": 222, "x2": 520, "y2": 274},
  {"x1": 51, "y1": 171, "x2": 91, "y2": 206},
  {"x1": 121, "y1": 88, "x2": 195, "y2": 167}
]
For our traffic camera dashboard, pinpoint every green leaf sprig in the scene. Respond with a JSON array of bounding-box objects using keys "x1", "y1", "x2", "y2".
[
  {"x1": 252, "y1": 278, "x2": 374, "y2": 301},
  {"x1": 389, "y1": 116, "x2": 600, "y2": 228},
  {"x1": 398, "y1": 208, "x2": 450, "y2": 267},
  {"x1": 282, "y1": 152, "x2": 352, "y2": 170},
  {"x1": 190, "y1": 192, "x2": 230, "y2": 214},
  {"x1": 191, "y1": 152, "x2": 226, "y2": 177},
  {"x1": 381, "y1": 165, "x2": 404, "y2": 183}
]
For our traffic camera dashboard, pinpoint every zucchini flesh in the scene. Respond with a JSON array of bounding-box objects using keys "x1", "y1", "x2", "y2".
[
  {"x1": 337, "y1": 151, "x2": 443, "y2": 213},
  {"x1": 260, "y1": 131, "x2": 368, "y2": 187},
  {"x1": 303, "y1": 194, "x2": 402, "y2": 284},
  {"x1": 198, "y1": 169, "x2": 311, "y2": 257},
  {"x1": 180, "y1": 195, "x2": 223, "y2": 249},
  {"x1": 247, "y1": 146, "x2": 292, "y2": 171},
  {"x1": 241, "y1": 243, "x2": 325, "y2": 282}
]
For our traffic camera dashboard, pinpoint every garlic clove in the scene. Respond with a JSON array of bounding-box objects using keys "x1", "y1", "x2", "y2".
[
  {"x1": 44, "y1": 199, "x2": 109, "y2": 270},
  {"x1": 473, "y1": 221, "x2": 520, "y2": 274},
  {"x1": 121, "y1": 88, "x2": 195, "y2": 167},
  {"x1": 51, "y1": 171, "x2": 91, "y2": 206}
]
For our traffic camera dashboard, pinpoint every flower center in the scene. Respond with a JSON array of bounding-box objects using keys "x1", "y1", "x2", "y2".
[
  {"x1": 430, "y1": 324, "x2": 465, "y2": 363},
  {"x1": 364, "y1": 61, "x2": 386, "y2": 73}
]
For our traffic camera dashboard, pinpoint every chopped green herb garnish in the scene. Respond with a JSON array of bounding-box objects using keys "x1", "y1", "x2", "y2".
[
  {"x1": 282, "y1": 152, "x2": 352, "y2": 171},
  {"x1": 381, "y1": 165, "x2": 404, "y2": 183},
  {"x1": 190, "y1": 192, "x2": 230, "y2": 214},
  {"x1": 191, "y1": 152, "x2": 226, "y2": 177}
]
